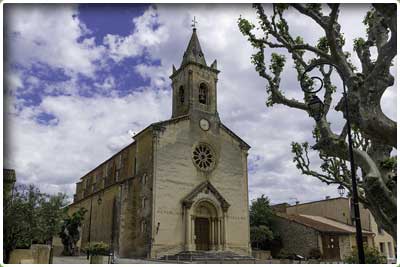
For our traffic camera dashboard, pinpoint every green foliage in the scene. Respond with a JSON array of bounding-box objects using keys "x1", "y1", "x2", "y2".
[
  {"x1": 363, "y1": 10, "x2": 374, "y2": 26},
  {"x1": 59, "y1": 207, "x2": 87, "y2": 256},
  {"x1": 344, "y1": 246, "x2": 387, "y2": 264},
  {"x1": 275, "y1": 3, "x2": 289, "y2": 13},
  {"x1": 249, "y1": 195, "x2": 277, "y2": 250},
  {"x1": 84, "y1": 241, "x2": 110, "y2": 256},
  {"x1": 250, "y1": 225, "x2": 273, "y2": 248},
  {"x1": 270, "y1": 53, "x2": 286, "y2": 77},
  {"x1": 380, "y1": 156, "x2": 397, "y2": 170},
  {"x1": 353, "y1": 38, "x2": 366, "y2": 51},
  {"x1": 250, "y1": 194, "x2": 274, "y2": 227},
  {"x1": 305, "y1": 4, "x2": 322, "y2": 15},
  {"x1": 317, "y1": 36, "x2": 329, "y2": 53},
  {"x1": 3, "y1": 184, "x2": 68, "y2": 263},
  {"x1": 251, "y1": 50, "x2": 266, "y2": 75},
  {"x1": 276, "y1": 248, "x2": 294, "y2": 260},
  {"x1": 237, "y1": 17, "x2": 255, "y2": 36}
]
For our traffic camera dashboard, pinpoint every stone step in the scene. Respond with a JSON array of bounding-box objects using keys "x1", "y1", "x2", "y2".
[{"x1": 159, "y1": 250, "x2": 255, "y2": 261}]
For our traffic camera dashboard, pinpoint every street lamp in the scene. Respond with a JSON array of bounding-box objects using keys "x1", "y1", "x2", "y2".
[
  {"x1": 337, "y1": 184, "x2": 345, "y2": 197},
  {"x1": 300, "y1": 61, "x2": 365, "y2": 264},
  {"x1": 306, "y1": 94, "x2": 324, "y2": 121}
]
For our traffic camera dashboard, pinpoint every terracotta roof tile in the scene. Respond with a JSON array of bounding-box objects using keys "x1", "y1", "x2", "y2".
[{"x1": 277, "y1": 213, "x2": 373, "y2": 235}]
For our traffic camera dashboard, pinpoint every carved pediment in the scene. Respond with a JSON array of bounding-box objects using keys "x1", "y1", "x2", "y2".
[{"x1": 182, "y1": 181, "x2": 230, "y2": 211}]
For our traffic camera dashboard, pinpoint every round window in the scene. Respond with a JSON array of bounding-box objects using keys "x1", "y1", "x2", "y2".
[{"x1": 192, "y1": 143, "x2": 216, "y2": 171}]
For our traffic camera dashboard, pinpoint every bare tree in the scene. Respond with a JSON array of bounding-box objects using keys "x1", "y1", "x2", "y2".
[{"x1": 238, "y1": 3, "x2": 396, "y2": 239}]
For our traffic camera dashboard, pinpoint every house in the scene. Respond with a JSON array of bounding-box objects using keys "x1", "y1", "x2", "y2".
[
  {"x1": 273, "y1": 197, "x2": 396, "y2": 261},
  {"x1": 273, "y1": 213, "x2": 373, "y2": 261}
]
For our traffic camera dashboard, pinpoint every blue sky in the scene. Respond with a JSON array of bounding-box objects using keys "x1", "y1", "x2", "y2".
[{"x1": 4, "y1": 4, "x2": 397, "y2": 204}]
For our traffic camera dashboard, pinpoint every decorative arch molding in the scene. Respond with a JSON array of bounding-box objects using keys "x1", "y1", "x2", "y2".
[{"x1": 182, "y1": 181, "x2": 230, "y2": 212}]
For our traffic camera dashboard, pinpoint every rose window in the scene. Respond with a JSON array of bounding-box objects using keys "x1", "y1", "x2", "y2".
[{"x1": 192, "y1": 143, "x2": 215, "y2": 171}]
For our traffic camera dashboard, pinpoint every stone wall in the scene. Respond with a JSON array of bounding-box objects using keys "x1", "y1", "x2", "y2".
[
  {"x1": 252, "y1": 250, "x2": 271, "y2": 260},
  {"x1": 151, "y1": 117, "x2": 250, "y2": 258},
  {"x1": 272, "y1": 216, "x2": 320, "y2": 257},
  {"x1": 68, "y1": 130, "x2": 155, "y2": 258},
  {"x1": 339, "y1": 235, "x2": 351, "y2": 260},
  {"x1": 9, "y1": 245, "x2": 51, "y2": 264}
]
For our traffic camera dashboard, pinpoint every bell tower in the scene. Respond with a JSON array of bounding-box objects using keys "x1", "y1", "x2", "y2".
[{"x1": 170, "y1": 27, "x2": 220, "y2": 119}]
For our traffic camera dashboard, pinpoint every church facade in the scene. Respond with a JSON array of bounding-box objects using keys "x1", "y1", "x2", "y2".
[{"x1": 68, "y1": 28, "x2": 251, "y2": 258}]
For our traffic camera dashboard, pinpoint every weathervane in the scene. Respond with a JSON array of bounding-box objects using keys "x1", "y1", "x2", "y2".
[{"x1": 191, "y1": 16, "x2": 198, "y2": 30}]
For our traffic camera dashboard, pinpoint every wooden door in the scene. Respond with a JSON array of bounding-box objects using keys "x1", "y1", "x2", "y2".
[
  {"x1": 195, "y1": 218, "x2": 210, "y2": 251},
  {"x1": 322, "y1": 234, "x2": 340, "y2": 260}
]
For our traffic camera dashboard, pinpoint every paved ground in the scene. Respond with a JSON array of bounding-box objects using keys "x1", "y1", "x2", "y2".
[{"x1": 53, "y1": 256, "x2": 165, "y2": 264}]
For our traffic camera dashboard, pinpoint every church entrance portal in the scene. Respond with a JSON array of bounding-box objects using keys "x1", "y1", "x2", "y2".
[
  {"x1": 195, "y1": 218, "x2": 210, "y2": 250},
  {"x1": 182, "y1": 182, "x2": 230, "y2": 251}
]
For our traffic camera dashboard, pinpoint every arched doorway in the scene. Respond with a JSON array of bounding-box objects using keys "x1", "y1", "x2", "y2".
[
  {"x1": 182, "y1": 181, "x2": 230, "y2": 251},
  {"x1": 193, "y1": 200, "x2": 217, "y2": 251}
]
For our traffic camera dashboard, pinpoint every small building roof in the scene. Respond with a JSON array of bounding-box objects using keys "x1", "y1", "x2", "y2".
[{"x1": 277, "y1": 213, "x2": 373, "y2": 235}]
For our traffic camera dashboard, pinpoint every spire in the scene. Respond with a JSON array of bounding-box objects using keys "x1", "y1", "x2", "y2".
[{"x1": 181, "y1": 28, "x2": 207, "y2": 67}]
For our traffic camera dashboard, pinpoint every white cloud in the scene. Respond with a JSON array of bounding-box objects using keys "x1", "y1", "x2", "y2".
[
  {"x1": 103, "y1": 5, "x2": 168, "y2": 62},
  {"x1": 5, "y1": 88, "x2": 171, "y2": 195},
  {"x1": 5, "y1": 4, "x2": 105, "y2": 77}
]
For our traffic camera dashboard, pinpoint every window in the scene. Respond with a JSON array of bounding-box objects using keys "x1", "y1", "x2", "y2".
[
  {"x1": 115, "y1": 170, "x2": 120, "y2": 182},
  {"x1": 142, "y1": 197, "x2": 147, "y2": 209},
  {"x1": 199, "y1": 83, "x2": 208, "y2": 104},
  {"x1": 142, "y1": 173, "x2": 147, "y2": 185},
  {"x1": 141, "y1": 220, "x2": 147, "y2": 233},
  {"x1": 133, "y1": 157, "x2": 137, "y2": 176},
  {"x1": 179, "y1": 86, "x2": 184, "y2": 103},
  {"x1": 103, "y1": 164, "x2": 108, "y2": 178},
  {"x1": 116, "y1": 154, "x2": 122, "y2": 170},
  {"x1": 192, "y1": 143, "x2": 216, "y2": 171}
]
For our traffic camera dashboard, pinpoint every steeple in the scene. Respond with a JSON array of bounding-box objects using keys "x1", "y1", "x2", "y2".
[
  {"x1": 181, "y1": 28, "x2": 207, "y2": 67},
  {"x1": 170, "y1": 27, "x2": 220, "y2": 119}
]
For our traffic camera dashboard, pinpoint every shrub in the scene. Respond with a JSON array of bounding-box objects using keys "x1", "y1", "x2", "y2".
[
  {"x1": 308, "y1": 248, "x2": 322, "y2": 259},
  {"x1": 84, "y1": 242, "x2": 110, "y2": 256},
  {"x1": 276, "y1": 248, "x2": 294, "y2": 260},
  {"x1": 344, "y1": 245, "x2": 387, "y2": 264}
]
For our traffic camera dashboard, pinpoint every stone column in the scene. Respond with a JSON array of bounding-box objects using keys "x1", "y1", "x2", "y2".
[
  {"x1": 185, "y1": 208, "x2": 191, "y2": 251},
  {"x1": 222, "y1": 212, "x2": 227, "y2": 250},
  {"x1": 219, "y1": 218, "x2": 223, "y2": 251},
  {"x1": 216, "y1": 218, "x2": 221, "y2": 251},
  {"x1": 210, "y1": 218, "x2": 215, "y2": 250},
  {"x1": 191, "y1": 216, "x2": 195, "y2": 246}
]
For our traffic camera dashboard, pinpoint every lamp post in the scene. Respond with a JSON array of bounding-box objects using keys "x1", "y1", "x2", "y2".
[
  {"x1": 337, "y1": 184, "x2": 345, "y2": 197},
  {"x1": 300, "y1": 61, "x2": 365, "y2": 264}
]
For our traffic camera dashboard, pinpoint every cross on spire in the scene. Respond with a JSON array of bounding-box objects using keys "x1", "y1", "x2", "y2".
[{"x1": 191, "y1": 16, "x2": 198, "y2": 30}]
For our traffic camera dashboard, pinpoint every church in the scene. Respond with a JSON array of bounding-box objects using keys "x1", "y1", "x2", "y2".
[{"x1": 68, "y1": 27, "x2": 251, "y2": 259}]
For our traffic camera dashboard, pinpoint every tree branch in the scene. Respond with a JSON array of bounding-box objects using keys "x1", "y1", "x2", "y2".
[{"x1": 291, "y1": 4, "x2": 325, "y2": 28}]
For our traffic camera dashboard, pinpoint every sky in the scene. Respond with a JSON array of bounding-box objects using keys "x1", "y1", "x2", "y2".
[{"x1": 4, "y1": 3, "x2": 397, "y2": 205}]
